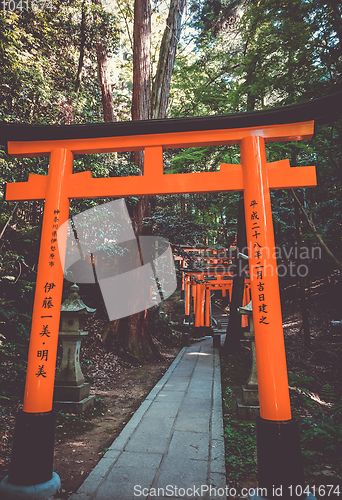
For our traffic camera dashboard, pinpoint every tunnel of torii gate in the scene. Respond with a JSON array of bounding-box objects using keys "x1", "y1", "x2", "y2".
[
  {"x1": 174, "y1": 246, "x2": 252, "y2": 334},
  {"x1": 1, "y1": 92, "x2": 342, "y2": 500},
  {"x1": 184, "y1": 270, "x2": 252, "y2": 333}
]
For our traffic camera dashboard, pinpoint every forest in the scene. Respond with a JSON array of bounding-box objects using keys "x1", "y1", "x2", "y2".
[{"x1": 0, "y1": 0, "x2": 342, "y2": 496}]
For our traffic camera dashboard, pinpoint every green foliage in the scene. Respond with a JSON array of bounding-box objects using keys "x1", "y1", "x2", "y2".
[
  {"x1": 173, "y1": 0, "x2": 342, "y2": 265},
  {"x1": 288, "y1": 371, "x2": 342, "y2": 465},
  {"x1": 55, "y1": 397, "x2": 107, "y2": 440},
  {"x1": 223, "y1": 420, "x2": 257, "y2": 480},
  {"x1": 148, "y1": 191, "x2": 239, "y2": 246},
  {"x1": 148, "y1": 306, "x2": 180, "y2": 346},
  {"x1": 0, "y1": 1, "x2": 120, "y2": 124},
  {"x1": 222, "y1": 345, "x2": 342, "y2": 485},
  {"x1": 0, "y1": 276, "x2": 35, "y2": 400},
  {"x1": 221, "y1": 349, "x2": 257, "y2": 483},
  {"x1": 1, "y1": 0, "x2": 342, "y2": 256},
  {"x1": 288, "y1": 371, "x2": 316, "y2": 390},
  {"x1": 300, "y1": 413, "x2": 342, "y2": 454},
  {"x1": 147, "y1": 145, "x2": 241, "y2": 246}
]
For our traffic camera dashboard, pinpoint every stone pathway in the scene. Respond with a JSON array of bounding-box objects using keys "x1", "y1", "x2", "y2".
[{"x1": 68, "y1": 337, "x2": 226, "y2": 500}]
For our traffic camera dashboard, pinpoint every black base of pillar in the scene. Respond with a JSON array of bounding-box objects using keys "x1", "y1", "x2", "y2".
[
  {"x1": 8, "y1": 410, "x2": 57, "y2": 487},
  {"x1": 256, "y1": 417, "x2": 305, "y2": 500},
  {"x1": 184, "y1": 315, "x2": 191, "y2": 334},
  {"x1": 181, "y1": 332, "x2": 190, "y2": 347},
  {"x1": 0, "y1": 472, "x2": 61, "y2": 500},
  {"x1": 222, "y1": 296, "x2": 229, "y2": 308},
  {"x1": 192, "y1": 326, "x2": 205, "y2": 338},
  {"x1": 213, "y1": 334, "x2": 221, "y2": 348}
]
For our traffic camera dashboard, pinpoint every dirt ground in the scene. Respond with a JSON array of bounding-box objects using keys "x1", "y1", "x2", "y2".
[{"x1": 51, "y1": 345, "x2": 180, "y2": 499}]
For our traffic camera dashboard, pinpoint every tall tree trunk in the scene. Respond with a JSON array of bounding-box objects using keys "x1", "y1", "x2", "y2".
[
  {"x1": 92, "y1": 0, "x2": 114, "y2": 122},
  {"x1": 131, "y1": 0, "x2": 151, "y2": 123},
  {"x1": 222, "y1": 194, "x2": 247, "y2": 354},
  {"x1": 131, "y1": 0, "x2": 151, "y2": 234},
  {"x1": 180, "y1": 195, "x2": 186, "y2": 218},
  {"x1": 75, "y1": 1, "x2": 87, "y2": 94},
  {"x1": 292, "y1": 148, "x2": 311, "y2": 348},
  {"x1": 151, "y1": 0, "x2": 186, "y2": 119},
  {"x1": 108, "y1": 0, "x2": 186, "y2": 363},
  {"x1": 120, "y1": 0, "x2": 160, "y2": 364},
  {"x1": 291, "y1": 189, "x2": 342, "y2": 272},
  {"x1": 294, "y1": 188, "x2": 311, "y2": 348},
  {"x1": 96, "y1": 41, "x2": 115, "y2": 122}
]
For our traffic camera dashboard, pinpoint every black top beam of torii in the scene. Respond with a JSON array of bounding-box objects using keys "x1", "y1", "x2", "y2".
[{"x1": 0, "y1": 91, "x2": 342, "y2": 145}]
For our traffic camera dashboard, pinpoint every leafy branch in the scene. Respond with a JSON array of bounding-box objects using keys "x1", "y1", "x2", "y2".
[{"x1": 291, "y1": 189, "x2": 342, "y2": 273}]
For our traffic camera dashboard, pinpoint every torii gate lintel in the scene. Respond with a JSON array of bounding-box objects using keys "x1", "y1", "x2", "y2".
[{"x1": 6, "y1": 121, "x2": 316, "y2": 202}]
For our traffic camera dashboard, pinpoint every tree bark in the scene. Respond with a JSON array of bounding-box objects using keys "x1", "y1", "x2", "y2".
[
  {"x1": 75, "y1": 1, "x2": 87, "y2": 94},
  {"x1": 109, "y1": 0, "x2": 186, "y2": 363},
  {"x1": 131, "y1": 0, "x2": 151, "y2": 123},
  {"x1": 131, "y1": 0, "x2": 151, "y2": 232},
  {"x1": 130, "y1": 0, "x2": 151, "y2": 237},
  {"x1": 122, "y1": 0, "x2": 161, "y2": 364},
  {"x1": 92, "y1": 0, "x2": 115, "y2": 122},
  {"x1": 222, "y1": 193, "x2": 247, "y2": 354},
  {"x1": 96, "y1": 41, "x2": 115, "y2": 122},
  {"x1": 294, "y1": 188, "x2": 311, "y2": 348},
  {"x1": 291, "y1": 189, "x2": 342, "y2": 273},
  {"x1": 151, "y1": 0, "x2": 186, "y2": 119}
]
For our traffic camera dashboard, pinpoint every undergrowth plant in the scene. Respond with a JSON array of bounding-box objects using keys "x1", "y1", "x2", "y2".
[
  {"x1": 0, "y1": 277, "x2": 34, "y2": 402},
  {"x1": 288, "y1": 371, "x2": 342, "y2": 474},
  {"x1": 221, "y1": 350, "x2": 342, "y2": 490},
  {"x1": 223, "y1": 419, "x2": 257, "y2": 481},
  {"x1": 221, "y1": 352, "x2": 258, "y2": 485},
  {"x1": 55, "y1": 398, "x2": 107, "y2": 440}
]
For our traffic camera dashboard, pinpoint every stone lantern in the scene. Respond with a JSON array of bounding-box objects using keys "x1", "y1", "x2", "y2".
[
  {"x1": 236, "y1": 300, "x2": 260, "y2": 419},
  {"x1": 53, "y1": 284, "x2": 96, "y2": 413}
]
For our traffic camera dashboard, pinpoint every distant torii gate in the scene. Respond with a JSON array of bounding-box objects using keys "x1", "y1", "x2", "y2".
[
  {"x1": 1, "y1": 93, "x2": 340, "y2": 500},
  {"x1": 182, "y1": 268, "x2": 251, "y2": 333}
]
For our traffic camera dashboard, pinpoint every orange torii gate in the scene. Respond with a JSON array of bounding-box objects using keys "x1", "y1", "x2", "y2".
[
  {"x1": 178, "y1": 248, "x2": 233, "y2": 298},
  {"x1": 201, "y1": 275, "x2": 250, "y2": 330},
  {"x1": 182, "y1": 268, "x2": 251, "y2": 334},
  {"x1": 183, "y1": 268, "x2": 234, "y2": 317},
  {"x1": 1, "y1": 93, "x2": 340, "y2": 499}
]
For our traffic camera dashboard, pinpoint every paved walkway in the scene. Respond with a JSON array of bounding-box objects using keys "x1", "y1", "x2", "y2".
[{"x1": 68, "y1": 337, "x2": 226, "y2": 500}]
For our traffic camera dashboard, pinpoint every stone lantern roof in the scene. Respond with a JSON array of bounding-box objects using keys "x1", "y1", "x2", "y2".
[
  {"x1": 238, "y1": 300, "x2": 252, "y2": 315},
  {"x1": 61, "y1": 284, "x2": 96, "y2": 314}
]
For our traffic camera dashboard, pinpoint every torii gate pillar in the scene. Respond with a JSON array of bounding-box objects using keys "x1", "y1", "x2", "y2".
[{"x1": 241, "y1": 136, "x2": 305, "y2": 499}]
